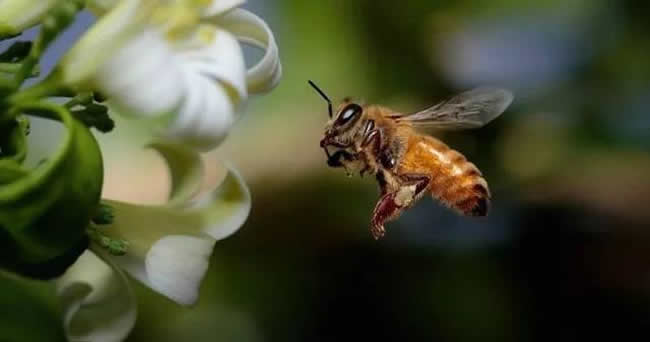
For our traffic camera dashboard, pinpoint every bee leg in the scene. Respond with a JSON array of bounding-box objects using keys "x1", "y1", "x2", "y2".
[
  {"x1": 370, "y1": 191, "x2": 405, "y2": 240},
  {"x1": 362, "y1": 128, "x2": 382, "y2": 153},
  {"x1": 363, "y1": 128, "x2": 403, "y2": 171},
  {"x1": 389, "y1": 173, "x2": 430, "y2": 210},
  {"x1": 326, "y1": 149, "x2": 355, "y2": 168},
  {"x1": 322, "y1": 146, "x2": 333, "y2": 164},
  {"x1": 399, "y1": 173, "x2": 431, "y2": 202},
  {"x1": 376, "y1": 171, "x2": 389, "y2": 196},
  {"x1": 369, "y1": 174, "x2": 431, "y2": 239},
  {"x1": 359, "y1": 164, "x2": 370, "y2": 177}
]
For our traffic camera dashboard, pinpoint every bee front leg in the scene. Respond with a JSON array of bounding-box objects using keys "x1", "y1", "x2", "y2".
[
  {"x1": 326, "y1": 149, "x2": 355, "y2": 168},
  {"x1": 359, "y1": 164, "x2": 370, "y2": 177},
  {"x1": 362, "y1": 128, "x2": 382, "y2": 151},
  {"x1": 326, "y1": 149, "x2": 358, "y2": 176}
]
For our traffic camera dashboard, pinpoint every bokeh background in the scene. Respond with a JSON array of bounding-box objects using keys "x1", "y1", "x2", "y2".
[{"x1": 7, "y1": 0, "x2": 650, "y2": 340}]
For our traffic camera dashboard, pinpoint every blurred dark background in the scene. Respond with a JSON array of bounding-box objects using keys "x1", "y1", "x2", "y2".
[{"x1": 15, "y1": 0, "x2": 650, "y2": 340}]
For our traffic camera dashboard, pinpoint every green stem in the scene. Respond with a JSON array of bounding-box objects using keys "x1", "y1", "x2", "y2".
[
  {"x1": 0, "y1": 73, "x2": 68, "y2": 124},
  {"x1": 12, "y1": 1, "x2": 84, "y2": 85},
  {"x1": 14, "y1": 56, "x2": 37, "y2": 85},
  {"x1": 0, "y1": 63, "x2": 21, "y2": 73},
  {"x1": 0, "y1": 73, "x2": 16, "y2": 90},
  {"x1": 0, "y1": 30, "x2": 19, "y2": 41},
  {"x1": 11, "y1": 101, "x2": 64, "y2": 121},
  {"x1": 8, "y1": 72, "x2": 68, "y2": 105},
  {"x1": 18, "y1": 108, "x2": 59, "y2": 122}
]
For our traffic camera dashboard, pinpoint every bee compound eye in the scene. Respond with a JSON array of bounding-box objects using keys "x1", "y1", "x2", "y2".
[{"x1": 336, "y1": 104, "x2": 362, "y2": 126}]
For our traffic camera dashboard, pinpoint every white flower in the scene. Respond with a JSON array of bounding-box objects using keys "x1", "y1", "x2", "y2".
[
  {"x1": 99, "y1": 143, "x2": 251, "y2": 305},
  {"x1": 51, "y1": 2, "x2": 279, "y2": 340},
  {"x1": 0, "y1": 0, "x2": 60, "y2": 37},
  {"x1": 57, "y1": 143, "x2": 252, "y2": 341},
  {"x1": 56, "y1": 251, "x2": 137, "y2": 342},
  {"x1": 60, "y1": 0, "x2": 282, "y2": 150}
]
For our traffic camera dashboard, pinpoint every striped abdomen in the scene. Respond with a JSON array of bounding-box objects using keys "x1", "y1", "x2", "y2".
[{"x1": 397, "y1": 135, "x2": 490, "y2": 216}]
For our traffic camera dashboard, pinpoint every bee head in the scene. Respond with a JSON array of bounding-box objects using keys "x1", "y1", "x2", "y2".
[
  {"x1": 328, "y1": 100, "x2": 364, "y2": 133},
  {"x1": 308, "y1": 80, "x2": 365, "y2": 148}
]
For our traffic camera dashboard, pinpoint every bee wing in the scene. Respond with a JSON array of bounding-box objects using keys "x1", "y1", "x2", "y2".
[{"x1": 393, "y1": 87, "x2": 514, "y2": 129}]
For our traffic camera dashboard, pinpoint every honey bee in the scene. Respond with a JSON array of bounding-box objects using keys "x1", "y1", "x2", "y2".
[{"x1": 309, "y1": 80, "x2": 513, "y2": 239}]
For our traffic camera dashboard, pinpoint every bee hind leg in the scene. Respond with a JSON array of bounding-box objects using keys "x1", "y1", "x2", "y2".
[
  {"x1": 398, "y1": 173, "x2": 431, "y2": 203},
  {"x1": 370, "y1": 192, "x2": 402, "y2": 240},
  {"x1": 370, "y1": 174, "x2": 431, "y2": 239}
]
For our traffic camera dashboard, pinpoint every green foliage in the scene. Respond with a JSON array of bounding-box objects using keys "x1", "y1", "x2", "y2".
[
  {"x1": 0, "y1": 102, "x2": 103, "y2": 276},
  {"x1": 0, "y1": 0, "x2": 107, "y2": 278},
  {"x1": 0, "y1": 270, "x2": 66, "y2": 342},
  {"x1": 0, "y1": 116, "x2": 28, "y2": 163}
]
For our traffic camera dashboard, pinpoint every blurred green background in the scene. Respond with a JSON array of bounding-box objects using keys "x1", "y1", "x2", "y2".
[{"x1": 7, "y1": 0, "x2": 650, "y2": 340}]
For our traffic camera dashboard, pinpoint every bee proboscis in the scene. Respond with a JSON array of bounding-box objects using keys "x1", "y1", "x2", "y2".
[{"x1": 309, "y1": 80, "x2": 514, "y2": 239}]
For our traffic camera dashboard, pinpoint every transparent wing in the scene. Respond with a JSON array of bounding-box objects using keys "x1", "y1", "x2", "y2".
[{"x1": 393, "y1": 87, "x2": 514, "y2": 129}]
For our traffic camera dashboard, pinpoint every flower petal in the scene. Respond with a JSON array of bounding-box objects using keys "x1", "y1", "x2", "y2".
[
  {"x1": 214, "y1": 9, "x2": 282, "y2": 94},
  {"x1": 56, "y1": 251, "x2": 136, "y2": 342},
  {"x1": 158, "y1": 27, "x2": 247, "y2": 150},
  {"x1": 180, "y1": 26, "x2": 248, "y2": 102},
  {"x1": 96, "y1": 29, "x2": 185, "y2": 118},
  {"x1": 165, "y1": 69, "x2": 235, "y2": 150},
  {"x1": 144, "y1": 235, "x2": 214, "y2": 305},
  {"x1": 148, "y1": 141, "x2": 204, "y2": 206},
  {"x1": 192, "y1": 164, "x2": 251, "y2": 241},
  {"x1": 202, "y1": 0, "x2": 246, "y2": 17},
  {"x1": 61, "y1": 0, "x2": 155, "y2": 87},
  {"x1": 98, "y1": 165, "x2": 250, "y2": 304}
]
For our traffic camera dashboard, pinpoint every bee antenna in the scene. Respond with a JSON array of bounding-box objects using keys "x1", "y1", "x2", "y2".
[{"x1": 308, "y1": 80, "x2": 333, "y2": 118}]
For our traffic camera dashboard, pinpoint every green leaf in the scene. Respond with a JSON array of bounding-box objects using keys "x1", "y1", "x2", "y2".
[
  {"x1": 0, "y1": 116, "x2": 29, "y2": 163},
  {"x1": 0, "y1": 103, "x2": 103, "y2": 276},
  {"x1": 0, "y1": 159, "x2": 27, "y2": 184},
  {"x1": 0, "y1": 270, "x2": 66, "y2": 342}
]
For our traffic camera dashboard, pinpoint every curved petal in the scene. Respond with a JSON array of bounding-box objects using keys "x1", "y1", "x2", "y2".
[
  {"x1": 144, "y1": 235, "x2": 214, "y2": 305},
  {"x1": 61, "y1": 0, "x2": 155, "y2": 87},
  {"x1": 202, "y1": 0, "x2": 246, "y2": 17},
  {"x1": 56, "y1": 251, "x2": 136, "y2": 342},
  {"x1": 98, "y1": 165, "x2": 250, "y2": 305},
  {"x1": 192, "y1": 164, "x2": 251, "y2": 241},
  {"x1": 214, "y1": 9, "x2": 282, "y2": 94},
  {"x1": 164, "y1": 69, "x2": 235, "y2": 150},
  {"x1": 180, "y1": 26, "x2": 248, "y2": 102},
  {"x1": 158, "y1": 26, "x2": 246, "y2": 150},
  {"x1": 148, "y1": 141, "x2": 204, "y2": 206},
  {"x1": 96, "y1": 29, "x2": 185, "y2": 118}
]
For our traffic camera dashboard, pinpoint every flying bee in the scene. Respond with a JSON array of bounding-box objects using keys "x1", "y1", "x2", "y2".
[{"x1": 309, "y1": 80, "x2": 513, "y2": 240}]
